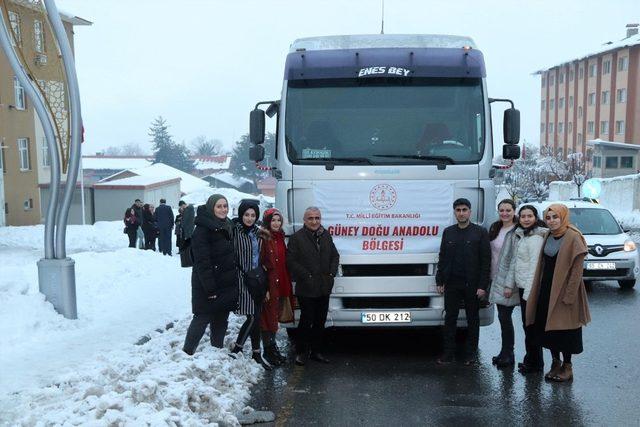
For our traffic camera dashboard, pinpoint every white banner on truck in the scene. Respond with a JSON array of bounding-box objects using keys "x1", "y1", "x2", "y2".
[{"x1": 313, "y1": 181, "x2": 453, "y2": 255}]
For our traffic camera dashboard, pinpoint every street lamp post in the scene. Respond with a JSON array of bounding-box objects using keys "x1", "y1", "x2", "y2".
[{"x1": 0, "y1": 0, "x2": 82, "y2": 319}]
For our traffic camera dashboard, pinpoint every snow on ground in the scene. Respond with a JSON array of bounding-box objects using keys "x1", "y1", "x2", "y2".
[{"x1": 0, "y1": 221, "x2": 263, "y2": 425}]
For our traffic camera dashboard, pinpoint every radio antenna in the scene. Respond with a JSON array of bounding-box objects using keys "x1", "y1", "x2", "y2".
[{"x1": 380, "y1": 0, "x2": 385, "y2": 34}]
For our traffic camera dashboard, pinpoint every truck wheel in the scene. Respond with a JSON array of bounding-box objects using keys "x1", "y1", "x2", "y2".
[{"x1": 618, "y1": 280, "x2": 636, "y2": 289}]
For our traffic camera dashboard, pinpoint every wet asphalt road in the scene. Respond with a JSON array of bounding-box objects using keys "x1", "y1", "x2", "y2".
[{"x1": 249, "y1": 280, "x2": 640, "y2": 426}]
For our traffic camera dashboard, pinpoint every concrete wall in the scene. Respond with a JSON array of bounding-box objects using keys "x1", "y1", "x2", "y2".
[
  {"x1": 93, "y1": 181, "x2": 180, "y2": 222},
  {"x1": 549, "y1": 173, "x2": 640, "y2": 211},
  {"x1": 39, "y1": 187, "x2": 95, "y2": 225}
]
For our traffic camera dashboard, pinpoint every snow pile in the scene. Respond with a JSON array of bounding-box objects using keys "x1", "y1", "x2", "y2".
[
  {"x1": 2, "y1": 318, "x2": 261, "y2": 425},
  {"x1": 549, "y1": 173, "x2": 640, "y2": 213},
  {"x1": 182, "y1": 187, "x2": 274, "y2": 217},
  {"x1": 0, "y1": 222, "x2": 263, "y2": 425},
  {"x1": 0, "y1": 221, "x2": 125, "y2": 252}
]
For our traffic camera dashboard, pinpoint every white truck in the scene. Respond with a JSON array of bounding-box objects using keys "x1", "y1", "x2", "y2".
[{"x1": 249, "y1": 34, "x2": 521, "y2": 327}]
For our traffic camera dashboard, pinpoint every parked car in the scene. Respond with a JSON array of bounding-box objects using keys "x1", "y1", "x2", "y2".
[{"x1": 525, "y1": 200, "x2": 639, "y2": 289}]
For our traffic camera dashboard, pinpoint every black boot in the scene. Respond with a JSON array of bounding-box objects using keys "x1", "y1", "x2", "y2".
[
  {"x1": 495, "y1": 351, "x2": 515, "y2": 368},
  {"x1": 252, "y1": 350, "x2": 273, "y2": 371},
  {"x1": 263, "y1": 344, "x2": 282, "y2": 367},
  {"x1": 228, "y1": 343, "x2": 243, "y2": 359}
]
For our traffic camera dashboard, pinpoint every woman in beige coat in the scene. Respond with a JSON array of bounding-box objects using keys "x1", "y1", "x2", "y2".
[{"x1": 526, "y1": 204, "x2": 591, "y2": 382}]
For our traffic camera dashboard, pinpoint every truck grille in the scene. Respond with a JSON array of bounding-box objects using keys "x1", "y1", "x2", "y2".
[
  {"x1": 341, "y1": 264, "x2": 431, "y2": 277},
  {"x1": 342, "y1": 297, "x2": 430, "y2": 309}
]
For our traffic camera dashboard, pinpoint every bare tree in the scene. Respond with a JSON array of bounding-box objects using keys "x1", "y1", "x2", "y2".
[
  {"x1": 120, "y1": 142, "x2": 147, "y2": 156},
  {"x1": 191, "y1": 135, "x2": 222, "y2": 156}
]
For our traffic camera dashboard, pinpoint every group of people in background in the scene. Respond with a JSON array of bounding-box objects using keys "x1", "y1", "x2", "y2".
[
  {"x1": 182, "y1": 195, "x2": 339, "y2": 370},
  {"x1": 176, "y1": 192, "x2": 590, "y2": 380},
  {"x1": 437, "y1": 197, "x2": 591, "y2": 382},
  {"x1": 124, "y1": 198, "x2": 195, "y2": 256}
]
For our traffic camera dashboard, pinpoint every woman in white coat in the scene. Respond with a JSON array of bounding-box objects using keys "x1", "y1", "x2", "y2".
[
  {"x1": 507, "y1": 205, "x2": 547, "y2": 374},
  {"x1": 489, "y1": 200, "x2": 519, "y2": 368}
]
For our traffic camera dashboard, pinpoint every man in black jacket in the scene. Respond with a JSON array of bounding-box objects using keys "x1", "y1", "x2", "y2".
[
  {"x1": 436, "y1": 198, "x2": 490, "y2": 366},
  {"x1": 154, "y1": 199, "x2": 175, "y2": 256},
  {"x1": 287, "y1": 206, "x2": 340, "y2": 366}
]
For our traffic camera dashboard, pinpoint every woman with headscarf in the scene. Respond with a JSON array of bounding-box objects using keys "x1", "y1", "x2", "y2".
[
  {"x1": 526, "y1": 204, "x2": 591, "y2": 382},
  {"x1": 229, "y1": 200, "x2": 272, "y2": 370},
  {"x1": 182, "y1": 194, "x2": 238, "y2": 355},
  {"x1": 259, "y1": 208, "x2": 295, "y2": 366}
]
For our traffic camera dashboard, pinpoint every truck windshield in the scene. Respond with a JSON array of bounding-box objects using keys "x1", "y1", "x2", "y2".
[{"x1": 285, "y1": 77, "x2": 485, "y2": 165}]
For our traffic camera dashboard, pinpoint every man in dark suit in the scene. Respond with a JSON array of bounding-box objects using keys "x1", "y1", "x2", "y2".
[
  {"x1": 287, "y1": 206, "x2": 340, "y2": 366},
  {"x1": 436, "y1": 198, "x2": 491, "y2": 366},
  {"x1": 154, "y1": 198, "x2": 175, "y2": 256}
]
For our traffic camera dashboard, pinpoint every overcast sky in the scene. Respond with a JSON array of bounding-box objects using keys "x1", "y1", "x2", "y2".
[{"x1": 56, "y1": 0, "x2": 637, "y2": 155}]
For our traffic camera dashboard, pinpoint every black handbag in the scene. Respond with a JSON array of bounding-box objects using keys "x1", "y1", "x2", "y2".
[
  {"x1": 180, "y1": 245, "x2": 194, "y2": 268},
  {"x1": 244, "y1": 266, "x2": 268, "y2": 300}
]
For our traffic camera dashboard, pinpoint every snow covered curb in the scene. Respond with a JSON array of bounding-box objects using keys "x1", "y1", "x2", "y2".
[{"x1": 1, "y1": 317, "x2": 262, "y2": 426}]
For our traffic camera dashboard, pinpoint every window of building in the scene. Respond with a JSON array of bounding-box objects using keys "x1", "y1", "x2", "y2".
[
  {"x1": 593, "y1": 156, "x2": 601, "y2": 168},
  {"x1": 41, "y1": 139, "x2": 51, "y2": 167},
  {"x1": 578, "y1": 106, "x2": 583, "y2": 118},
  {"x1": 600, "y1": 121, "x2": 609, "y2": 134},
  {"x1": 540, "y1": 123, "x2": 546, "y2": 133},
  {"x1": 34, "y1": 20, "x2": 45, "y2": 54},
  {"x1": 618, "y1": 56, "x2": 629, "y2": 71},
  {"x1": 17, "y1": 138, "x2": 30, "y2": 171},
  {"x1": 615, "y1": 120, "x2": 625, "y2": 135},
  {"x1": 603, "y1": 60, "x2": 611, "y2": 74},
  {"x1": 550, "y1": 75, "x2": 555, "y2": 85},
  {"x1": 14, "y1": 77, "x2": 25, "y2": 110},
  {"x1": 8, "y1": 11, "x2": 21, "y2": 47},
  {"x1": 559, "y1": 97, "x2": 565, "y2": 109},
  {"x1": 589, "y1": 63, "x2": 596, "y2": 77},
  {"x1": 568, "y1": 122, "x2": 573, "y2": 133},
  {"x1": 558, "y1": 122, "x2": 564, "y2": 134},
  {"x1": 578, "y1": 133, "x2": 583, "y2": 144},
  {"x1": 606, "y1": 156, "x2": 618, "y2": 169},
  {"x1": 587, "y1": 121, "x2": 594, "y2": 134},
  {"x1": 601, "y1": 91, "x2": 609, "y2": 104},
  {"x1": 23, "y1": 198, "x2": 33, "y2": 211},
  {"x1": 588, "y1": 93, "x2": 595, "y2": 105},
  {"x1": 541, "y1": 100, "x2": 546, "y2": 110},
  {"x1": 549, "y1": 123, "x2": 554, "y2": 134},
  {"x1": 569, "y1": 96, "x2": 574, "y2": 108},
  {"x1": 569, "y1": 69, "x2": 574, "y2": 81},
  {"x1": 550, "y1": 99, "x2": 555, "y2": 110},
  {"x1": 620, "y1": 156, "x2": 634, "y2": 169},
  {"x1": 541, "y1": 76, "x2": 546, "y2": 87},
  {"x1": 559, "y1": 72, "x2": 564, "y2": 84},
  {"x1": 579, "y1": 67, "x2": 584, "y2": 79},
  {"x1": 617, "y1": 88, "x2": 627, "y2": 103}
]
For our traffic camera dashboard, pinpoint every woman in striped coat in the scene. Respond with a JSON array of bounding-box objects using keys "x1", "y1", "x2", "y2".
[{"x1": 229, "y1": 200, "x2": 271, "y2": 370}]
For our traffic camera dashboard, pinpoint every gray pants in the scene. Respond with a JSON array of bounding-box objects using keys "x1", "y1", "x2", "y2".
[
  {"x1": 136, "y1": 227, "x2": 145, "y2": 249},
  {"x1": 183, "y1": 311, "x2": 230, "y2": 353}
]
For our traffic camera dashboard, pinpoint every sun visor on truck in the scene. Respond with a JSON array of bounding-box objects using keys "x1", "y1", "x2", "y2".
[{"x1": 284, "y1": 48, "x2": 486, "y2": 80}]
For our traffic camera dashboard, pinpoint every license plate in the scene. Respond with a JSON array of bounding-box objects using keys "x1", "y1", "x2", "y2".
[
  {"x1": 586, "y1": 262, "x2": 616, "y2": 270},
  {"x1": 361, "y1": 311, "x2": 411, "y2": 323}
]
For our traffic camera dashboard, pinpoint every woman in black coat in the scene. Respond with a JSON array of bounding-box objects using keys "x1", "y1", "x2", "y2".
[
  {"x1": 182, "y1": 194, "x2": 238, "y2": 355},
  {"x1": 123, "y1": 208, "x2": 139, "y2": 248},
  {"x1": 141, "y1": 204, "x2": 158, "y2": 251}
]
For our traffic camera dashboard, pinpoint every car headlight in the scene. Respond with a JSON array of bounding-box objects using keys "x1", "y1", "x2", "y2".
[{"x1": 624, "y1": 240, "x2": 637, "y2": 252}]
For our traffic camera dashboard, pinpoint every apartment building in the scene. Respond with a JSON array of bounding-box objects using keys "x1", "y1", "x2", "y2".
[
  {"x1": 537, "y1": 24, "x2": 640, "y2": 174},
  {"x1": 0, "y1": 1, "x2": 90, "y2": 225}
]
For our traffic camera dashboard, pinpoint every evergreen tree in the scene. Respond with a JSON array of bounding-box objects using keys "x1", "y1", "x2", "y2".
[
  {"x1": 229, "y1": 132, "x2": 275, "y2": 184},
  {"x1": 149, "y1": 116, "x2": 195, "y2": 172}
]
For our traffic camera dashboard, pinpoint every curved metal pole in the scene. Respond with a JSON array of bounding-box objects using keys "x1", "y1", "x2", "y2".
[
  {"x1": 44, "y1": 0, "x2": 82, "y2": 259},
  {"x1": 0, "y1": 7, "x2": 60, "y2": 259}
]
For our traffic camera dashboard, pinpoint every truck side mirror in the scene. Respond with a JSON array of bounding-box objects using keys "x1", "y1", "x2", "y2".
[
  {"x1": 249, "y1": 144, "x2": 265, "y2": 162},
  {"x1": 503, "y1": 144, "x2": 521, "y2": 160},
  {"x1": 503, "y1": 108, "x2": 520, "y2": 144},
  {"x1": 250, "y1": 108, "x2": 265, "y2": 144}
]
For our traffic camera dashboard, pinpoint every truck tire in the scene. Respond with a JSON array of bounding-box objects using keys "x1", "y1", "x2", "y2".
[{"x1": 618, "y1": 280, "x2": 636, "y2": 289}]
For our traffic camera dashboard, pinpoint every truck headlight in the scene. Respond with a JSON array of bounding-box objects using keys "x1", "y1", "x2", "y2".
[{"x1": 624, "y1": 240, "x2": 637, "y2": 252}]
